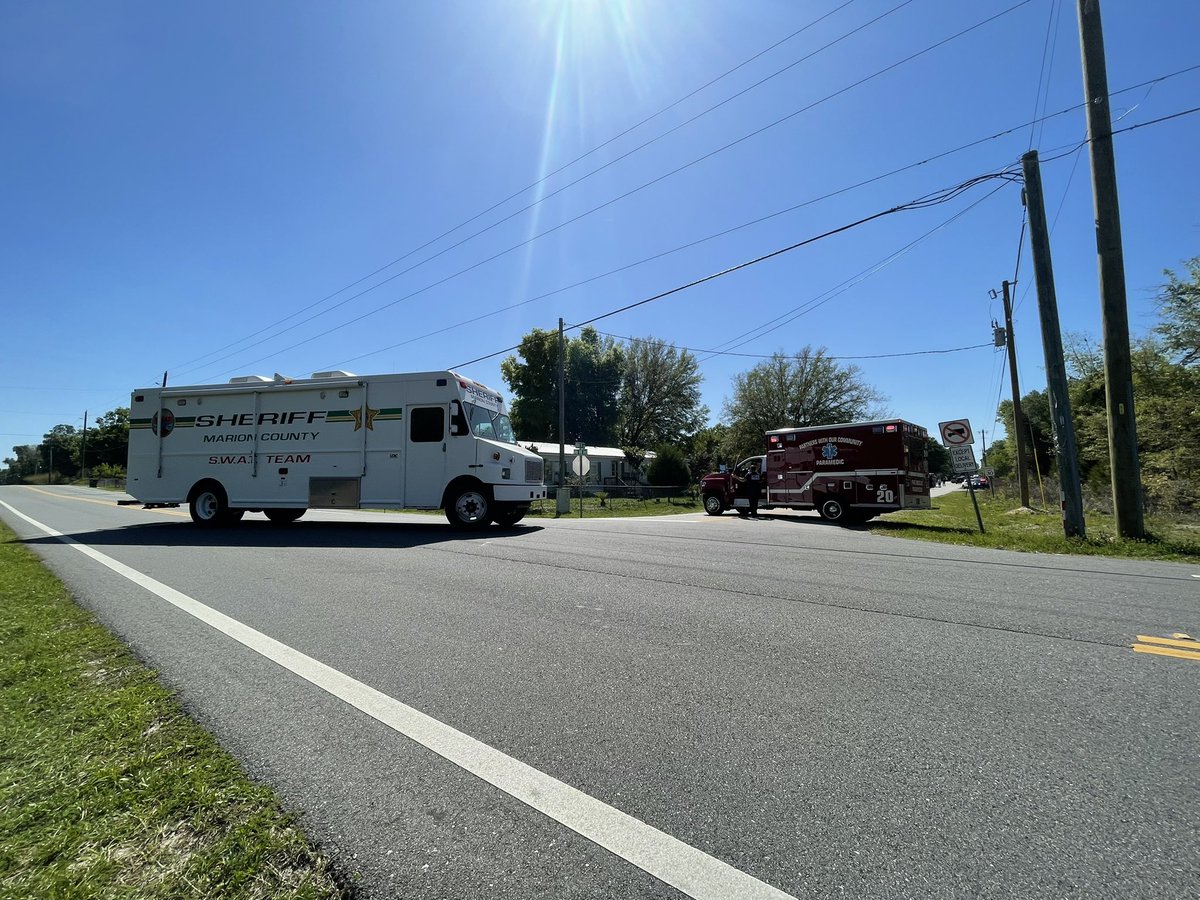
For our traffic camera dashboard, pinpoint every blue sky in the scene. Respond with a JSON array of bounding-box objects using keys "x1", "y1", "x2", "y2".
[{"x1": 2, "y1": 0, "x2": 1198, "y2": 458}]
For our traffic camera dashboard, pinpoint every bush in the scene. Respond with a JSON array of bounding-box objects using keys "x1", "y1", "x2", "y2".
[{"x1": 647, "y1": 445, "x2": 690, "y2": 486}]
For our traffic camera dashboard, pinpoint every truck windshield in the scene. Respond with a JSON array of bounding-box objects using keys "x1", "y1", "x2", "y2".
[{"x1": 466, "y1": 402, "x2": 516, "y2": 444}]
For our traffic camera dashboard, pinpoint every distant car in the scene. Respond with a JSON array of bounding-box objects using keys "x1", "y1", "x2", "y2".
[{"x1": 967, "y1": 475, "x2": 989, "y2": 489}]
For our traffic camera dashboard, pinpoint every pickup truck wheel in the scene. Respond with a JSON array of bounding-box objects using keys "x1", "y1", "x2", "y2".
[
  {"x1": 703, "y1": 494, "x2": 726, "y2": 516},
  {"x1": 818, "y1": 499, "x2": 847, "y2": 523},
  {"x1": 445, "y1": 485, "x2": 492, "y2": 528},
  {"x1": 265, "y1": 508, "x2": 305, "y2": 524}
]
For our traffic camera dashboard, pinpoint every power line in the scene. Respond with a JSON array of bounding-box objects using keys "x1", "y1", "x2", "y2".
[
  {"x1": 161, "y1": 0, "x2": 879, "y2": 376},
  {"x1": 158, "y1": 73, "x2": 1200, "y2": 387},
  {"x1": 176, "y1": 0, "x2": 1034, "y2": 382},
  {"x1": 324, "y1": 155, "x2": 1012, "y2": 374},
  {"x1": 449, "y1": 167, "x2": 1022, "y2": 370},
  {"x1": 182, "y1": 68, "x2": 1200, "y2": 382},
  {"x1": 319, "y1": 82, "x2": 1200, "y2": 374},
  {"x1": 595, "y1": 331, "x2": 993, "y2": 362},
  {"x1": 701, "y1": 181, "x2": 1010, "y2": 359},
  {"x1": 219, "y1": 86, "x2": 1200, "y2": 384},
  {"x1": 1028, "y1": 0, "x2": 1064, "y2": 153}
]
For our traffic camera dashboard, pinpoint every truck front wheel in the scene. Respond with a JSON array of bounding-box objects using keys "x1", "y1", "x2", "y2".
[
  {"x1": 703, "y1": 494, "x2": 726, "y2": 516},
  {"x1": 445, "y1": 483, "x2": 492, "y2": 528},
  {"x1": 189, "y1": 482, "x2": 238, "y2": 526}
]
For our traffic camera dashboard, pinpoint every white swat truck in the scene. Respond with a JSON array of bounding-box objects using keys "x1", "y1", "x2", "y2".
[{"x1": 126, "y1": 370, "x2": 547, "y2": 528}]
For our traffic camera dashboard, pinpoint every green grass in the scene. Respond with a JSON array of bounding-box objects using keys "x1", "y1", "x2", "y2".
[
  {"x1": 0, "y1": 521, "x2": 346, "y2": 899},
  {"x1": 525, "y1": 494, "x2": 703, "y2": 519},
  {"x1": 869, "y1": 488, "x2": 1200, "y2": 563}
]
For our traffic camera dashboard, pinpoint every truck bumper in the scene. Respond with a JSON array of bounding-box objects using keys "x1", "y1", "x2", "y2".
[{"x1": 494, "y1": 484, "x2": 547, "y2": 503}]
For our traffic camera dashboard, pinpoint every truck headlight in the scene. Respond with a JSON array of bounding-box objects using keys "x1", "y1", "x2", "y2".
[{"x1": 501, "y1": 467, "x2": 511, "y2": 480}]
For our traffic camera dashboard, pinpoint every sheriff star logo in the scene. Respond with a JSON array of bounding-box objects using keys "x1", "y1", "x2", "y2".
[{"x1": 351, "y1": 407, "x2": 380, "y2": 431}]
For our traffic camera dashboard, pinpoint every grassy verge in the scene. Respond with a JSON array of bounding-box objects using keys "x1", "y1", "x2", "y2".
[
  {"x1": 0, "y1": 521, "x2": 346, "y2": 899},
  {"x1": 869, "y1": 488, "x2": 1200, "y2": 563},
  {"x1": 525, "y1": 494, "x2": 703, "y2": 519}
]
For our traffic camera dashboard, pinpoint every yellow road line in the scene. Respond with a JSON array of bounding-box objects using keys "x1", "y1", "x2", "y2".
[
  {"x1": 25, "y1": 486, "x2": 189, "y2": 517},
  {"x1": 1135, "y1": 634, "x2": 1200, "y2": 651},
  {"x1": 1132, "y1": 643, "x2": 1200, "y2": 662}
]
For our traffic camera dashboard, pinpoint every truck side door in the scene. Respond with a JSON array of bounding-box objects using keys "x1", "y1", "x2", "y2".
[
  {"x1": 780, "y1": 445, "x2": 813, "y2": 505},
  {"x1": 404, "y1": 405, "x2": 447, "y2": 507}
]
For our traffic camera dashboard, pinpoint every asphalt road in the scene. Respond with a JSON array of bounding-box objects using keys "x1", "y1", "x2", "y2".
[{"x1": 2, "y1": 484, "x2": 1197, "y2": 899}]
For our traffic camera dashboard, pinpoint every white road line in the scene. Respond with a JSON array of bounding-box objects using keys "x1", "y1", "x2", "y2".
[{"x1": 0, "y1": 499, "x2": 795, "y2": 900}]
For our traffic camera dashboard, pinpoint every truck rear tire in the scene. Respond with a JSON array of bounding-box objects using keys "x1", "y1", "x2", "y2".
[
  {"x1": 189, "y1": 482, "x2": 237, "y2": 526},
  {"x1": 492, "y1": 504, "x2": 528, "y2": 527},
  {"x1": 445, "y1": 483, "x2": 492, "y2": 528},
  {"x1": 265, "y1": 508, "x2": 305, "y2": 524},
  {"x1": 703, "y1": 494, "x2": 726, "y2": 516},
  {"x1": 818, "y1": 499, "x2": 847, "y2": 524}
]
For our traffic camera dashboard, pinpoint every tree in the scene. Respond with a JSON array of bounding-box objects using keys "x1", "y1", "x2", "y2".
[
  {"x1": 86, "y1": 408, "x2": 130, "y2": 470},
  {"x1": 982, "y1": 436, "x2": 1013, "y2": 478},
  {"x1": 646, "y1": 444, "x2": 691, "y2": 487},
  {"x1": 1154, "y1": 256, "x2": 1200, "y2": 366},
  {"x1": 1063, "y1": 331, "x2": 1200, "y2": 512},
  {"x1": 925, "y1": 437, "x2": 951, "y2": 477},
  {"x1": 998, "y1": 390, "x2": 1054, "y2": 483},
  {"x1": 500, "y1": 328, "x2": 559, "y2": 441},
  {"x1": 722, "y1": 347, "x2": 887, "y2": 459},
  {"x1": 564, "y1": 329, "x2": 624, "y2": 445},
  {"x1": 683, "y1": 423, "x2": 730, "y2": 478},
  {"x1": 616, "y1": 337, "x2": 708, "y2": 451},
  {"x1": 3, "y1": 445, "x2": 40, "y2": 483},
  {"x1": 499, "y1": 326, "x2": 623, "y2": 444},
  {"x1": 42, "y1": 425, "x2": 80, "y2": 479}
]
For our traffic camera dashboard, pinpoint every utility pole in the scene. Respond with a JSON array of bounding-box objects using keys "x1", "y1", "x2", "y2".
[
  {"x1": 1022, "y1": 149, "x2": 1086, "y2": 538},
  {"x1": 1000, "y1": 281, "x2": 1030, "y2": 508},
  {"x1": 558, "y1": 318, "x2": 566, "y2": 508},
  {"x1": 80, "y1": 410, "x2": 88, "y2": 486},
  {"x1": 1076, "y1": 0, "x2": 1143, "y2": 538}
]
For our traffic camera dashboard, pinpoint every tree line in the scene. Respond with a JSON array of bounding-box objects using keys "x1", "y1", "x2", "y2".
[
  {"x1": 2, "y1": 409, "x2": 130, "y2": 484},
  {"x1": 499, "y1": 328, "x2": 889, "y2": 485},
  {"x1": 986, "y1": 257, "x2": 1199, "y2": 513}
]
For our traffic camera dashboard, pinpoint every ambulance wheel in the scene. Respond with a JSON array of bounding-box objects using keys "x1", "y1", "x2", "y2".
[
  {"x1": 445, "y1": 482, "x2": 492, "y2": 528},
  {"x1": 703, "y1": 494, "x2": 726, "y2": 516},
  {"x1": 189, "y1": 482, "x2": 235, "y2": 526},
  {"x1": 818, "y1": 499, "x2": 847, "y2": 523},
  {"x1": 265, "y1": 508, "x2": 305, "y2": 524},
  {"x1": 492, "y1": 504, "x2": 528, "y2": 527}
]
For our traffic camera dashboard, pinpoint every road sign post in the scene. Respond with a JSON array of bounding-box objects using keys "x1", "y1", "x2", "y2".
[
  {"x1": 572, "y1": 451, "x2": 590, "y2": 518},
  {"x1": 942, "y1": 422, "x2": 984, "y2": 534}
]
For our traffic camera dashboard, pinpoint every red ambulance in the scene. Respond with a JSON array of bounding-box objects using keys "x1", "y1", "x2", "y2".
[{"x1": 700, "y1": 419, "x2": 932, "y2": 525}]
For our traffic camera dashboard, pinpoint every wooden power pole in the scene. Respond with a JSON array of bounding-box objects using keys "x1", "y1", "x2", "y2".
[
  {"x1": 1001, "y1": 281, "x2": 1030, "y2": 508},
  {"x1": 1022, "y1": 150, "x2": 1086, "y2": 538},
  {"x1": 558, "y1": 318, "x2": 566, "y2": 492},
  {"x1": 1076, "y1": 0, "x2": 1144, "y2": 538}
]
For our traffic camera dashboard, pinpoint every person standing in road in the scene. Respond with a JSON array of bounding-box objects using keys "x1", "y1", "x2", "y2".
[
  {"x1": 747, "y1": 459, "x2": 763, "y2": 516},
  {"x1": 735, "y1": 458, "x2": 764, "y2": 517}
]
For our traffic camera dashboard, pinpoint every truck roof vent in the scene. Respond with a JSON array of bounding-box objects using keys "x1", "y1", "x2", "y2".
[
  {"x1": 310, "y1": 370, "x2": 356, "y2": 379},
  {"x1": 228, "y1": 375, "x2": 272, "y2": 384}
]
